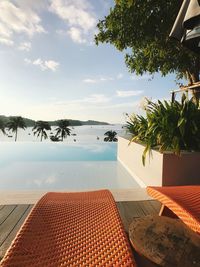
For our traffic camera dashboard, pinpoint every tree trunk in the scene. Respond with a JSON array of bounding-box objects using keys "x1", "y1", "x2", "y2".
[
  {"x1": 190, "y1": 73, "x2": 200, "y2": 102},
  {"x1": 185, "y1": 68, "x2": 200, "y2": 102},
  {"x1": 15, "y1": 129, "x2": 17, "y2": 142},
  {"x1": 41, "y1": 132, "x2": 43, "y2": 142},
  {"x1": 191, "y1": 59, "x2": 200, "y2": 101}
]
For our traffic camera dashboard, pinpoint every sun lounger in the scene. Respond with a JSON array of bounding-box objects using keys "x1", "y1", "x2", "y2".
[
  {"x1": 1, "y1": 190, "x2": 136, "y2": 266},
  {"x1": 147, "y1": 186, "x2": 200, "y2": 234}
]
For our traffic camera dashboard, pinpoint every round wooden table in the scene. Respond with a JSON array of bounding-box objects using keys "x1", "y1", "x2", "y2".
[{"x1": 129, "y1": 215, "x2": 200, "y2": 267}]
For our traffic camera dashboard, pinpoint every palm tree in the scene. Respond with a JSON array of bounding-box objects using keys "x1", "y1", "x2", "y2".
[
  {"x1": 55, "y1": 120, "x2": 71, "y2": 141},
  {"x1": 104, "y1": 131, "x2": 118, "y2": 142},
  {"x1": 7, "y1": 116, "x2": 26, "y2": 141},
  {"x1": 0, "y1": 119, "x2": 5, "y2": 135},
  {"x1": 33, "y1": 121, "x2": 51, "y2": 142}
]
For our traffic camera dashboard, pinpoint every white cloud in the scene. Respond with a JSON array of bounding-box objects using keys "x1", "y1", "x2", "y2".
[
  {"x1": 116, "y1": 90, "x2": 143, "y2": 97},
  {"x1": 44, "y1": 60, "x2": 60, "y2": 72},
  {"x1": 57, "y1": 94, "x2": 110, "y2": 106},
  {"x1": 24, "y1": 58, "x2": 32, "y2": 64},
  {"x1": 0, "y1": 37, "x2": 13, "y2": 46},
  {"x1": 0, "y1": 1, "x2": 46, "y2": 46},
  {"x1": 99, "y1": 77, "x2": 114, "y2": 81},
  {"x1": 82, "y1": 94, "x2": 110, "y2": 104},
  {"x1": 67, "y1": 27, "x2": 86, "y2": 44},
  {"x1": 83, "y1": 73, "x2": 127, "y2": 84},
  {"x1": 50, "y1": 0, "x2": 96, "y2": 44},
  {"x1": 15, "y1": 0, "x2": 47, "y2": 11},
  {"x1": 18, "y1": 42, "x2": 31, "y2": 51},
  {"x1": 83, "y1": 76, "x2": 114, "y2": 83},
  {"x1": 24, "y1": 58, "x2": 60, "y2": 72},
  {"x1": 83, "y1": 78, "x2": 97, "y2": 84},
  {"x1": 102, "y1": 101, "x2": 140, "y2": 109}
]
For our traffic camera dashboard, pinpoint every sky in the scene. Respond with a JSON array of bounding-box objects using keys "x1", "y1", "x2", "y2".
[{"x1": 0, "y1": 0, "x2": 183, "y2": 124}]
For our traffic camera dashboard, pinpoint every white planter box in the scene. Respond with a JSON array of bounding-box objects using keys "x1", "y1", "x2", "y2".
[{"x1": 117, "y1": 136, "x2": 200, "y2": 187}]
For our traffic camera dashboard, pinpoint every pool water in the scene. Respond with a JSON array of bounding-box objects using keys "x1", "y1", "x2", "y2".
[
  {"x1": 0, "y1": 142, "x2": 139, "y2": 190},
  {"x1": 0, "y1": 142, "x2": 117, "y2": 163}
]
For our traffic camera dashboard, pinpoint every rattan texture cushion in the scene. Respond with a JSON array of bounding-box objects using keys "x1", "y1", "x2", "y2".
[
  {"x1": 1, "y1": 190, "x2": 136, "y2": 267},
  {"x1": 147, "y1": 186, "x2": 200, "y2": 234}
]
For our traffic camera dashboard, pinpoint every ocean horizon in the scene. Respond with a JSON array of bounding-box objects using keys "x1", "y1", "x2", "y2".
[{"x1": 0, "y1": 124, "x2": 124, "y2": 143}]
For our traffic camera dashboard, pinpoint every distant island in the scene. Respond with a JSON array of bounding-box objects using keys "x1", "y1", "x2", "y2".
[{"x1": 0, "y1": 115, "x2": 110, "y2": 127}]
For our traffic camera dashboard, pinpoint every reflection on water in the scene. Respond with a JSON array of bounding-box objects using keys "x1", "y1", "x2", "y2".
[{"x1": 0, "y1": 161, "x2": 139, "y2": 190}]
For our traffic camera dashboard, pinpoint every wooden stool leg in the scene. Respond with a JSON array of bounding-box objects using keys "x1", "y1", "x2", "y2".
[{"x1": 159, "y1": 204, "x2": 178, "y2": 218}]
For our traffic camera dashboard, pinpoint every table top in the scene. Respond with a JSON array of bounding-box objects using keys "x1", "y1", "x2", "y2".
[{"x1": 129, "y1": 215, "x2": 200, "y2": 267}]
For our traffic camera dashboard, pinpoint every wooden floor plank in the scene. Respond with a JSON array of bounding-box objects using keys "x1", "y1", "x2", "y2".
[
  {"x1": 117, "y1": 202, "x2": 139, "y2": 231},
  {"x1": 0, "y1": 205, "x2": 33, "y2": 259},
  {"x1": 149, "y1": 200, "x2": 162, "y2": 213},
  {"x1": 117, "y1": 200, "x2": 160, "y2": 232},
  {"x1": 137, "y1": 200, "x2": 161, "y2": 216},
  {"x1": 0, "y1": 205, "x2": 17, "y2": 225},
  {"x1": 0, "y1": 205, "x2": 29, "y2": 247},
  {"x1": 0, "y1": 206, "x2": 5, "y2": 212}
]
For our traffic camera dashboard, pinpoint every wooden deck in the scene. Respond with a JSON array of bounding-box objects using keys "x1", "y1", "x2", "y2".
[{"x1": 0, "y1": 200, "x2": 161, "y2": 261}]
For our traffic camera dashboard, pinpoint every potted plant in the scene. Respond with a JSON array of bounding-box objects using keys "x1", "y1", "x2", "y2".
[{"x1": 118, "y1": 95, "x2": 200, "y2": 186}]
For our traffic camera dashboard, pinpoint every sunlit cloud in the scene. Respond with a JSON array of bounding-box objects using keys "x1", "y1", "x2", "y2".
[
  {"x1": 50, "y1": 0, "x2": 96, "y2": 44},
  {"x1": 83, "y1": 76, "x2": 114, "y2": 83},
  {"x1": 83, "y1": 78, "x2": 97, "y2": 84},
  {"x1": 116, "y1": 90, "x2": 143, "y2": 97},
  {"x1": 102, "y1": 101, "x2": 140, "y2": 109},
  {"x1": 0, "y1": 37, "x2": 13, "y2": 46},
  {"x1": 0, "y1": 1, "x2": 46, "y2": 46},
  {"x1": 56, "y1": 94, "x2": 111, "y2": 105},
  {"x1": 67, "y1": 27, "x2": 86, "y2": 44},
  {"x1": 18, "y1": 42, "x2": 31, "y2": 51},
  {"x1": 24, "y1": 58, "x2": 60, "y2": 72}
]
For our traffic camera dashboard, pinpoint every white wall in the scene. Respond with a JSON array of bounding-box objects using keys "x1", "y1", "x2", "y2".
[
  {"x1": 118, "y1": 136, "x2": 200, "y2": 186},
  {"x1": 117, "y1": 136, "x2": 163, "y2": 187}
]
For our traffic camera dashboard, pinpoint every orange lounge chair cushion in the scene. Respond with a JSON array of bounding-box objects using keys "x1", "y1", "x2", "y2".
[
  {"x1": 1, "y1": 190, "x2": 136, "y2": 267},
  {"x1": 147, "y1": 186, "x2": 200, "y2": 234}
]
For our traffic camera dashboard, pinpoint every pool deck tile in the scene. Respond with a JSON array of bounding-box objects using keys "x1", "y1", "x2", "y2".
[{"x1": 0, "y1": 188, "x2": 152, "y2": 205}]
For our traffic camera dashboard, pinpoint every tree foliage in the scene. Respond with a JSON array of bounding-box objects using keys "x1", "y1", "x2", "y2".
[
  {"x1": 95, "y1": 0, "x2": 200, "y2": 85},
  {"x1": 32, "y1": 121, "x2": 51, "y2": 142},
  {"x1": 0, "y1": 119, "x2": 5, "y2": 134},
  {"x1": 7, "y1": 116, "x2": 26, "y2": 141},
  {"x1": 104, "y1": 131, "x2": 118, "y2": 142},
  {"x1": 55, "y1": 120, "x2": 71, "y2": 141}
]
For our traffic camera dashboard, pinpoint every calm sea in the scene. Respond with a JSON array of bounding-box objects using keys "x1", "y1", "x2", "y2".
[{"x1": 0, "y1": 125, "x2": 124, "y2": 142}]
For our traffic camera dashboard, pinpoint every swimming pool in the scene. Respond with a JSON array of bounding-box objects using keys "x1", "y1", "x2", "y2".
[{"x1": 0, "y1": 142, "x2": 139, "y2": 190}]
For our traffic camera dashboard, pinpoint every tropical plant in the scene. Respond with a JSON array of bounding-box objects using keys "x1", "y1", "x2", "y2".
[
  {"x1": 104, "y1": 131, "x2": 118, "y2": 142},
  {"x1": 126, "y1": 95, "x2": 200, "y2": 165},
  {"x1": 7, "y1": 116, "x2": 26, "y2": 141},
  {"x1": 32, "y1": 121, "x2": 51, "y2": 142},
  {"x1": 55, "y1": 120, "x2": 71, "y2": 141},
  {"x1": 95, "y1": 0, "x2": 200, "y2": 100},
  {"x1": 126, "y1": 114, "x2": 148, "y2": 140},
  {"x1": 0, "y1": 119, "x2": 5, "y2": 135}
]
